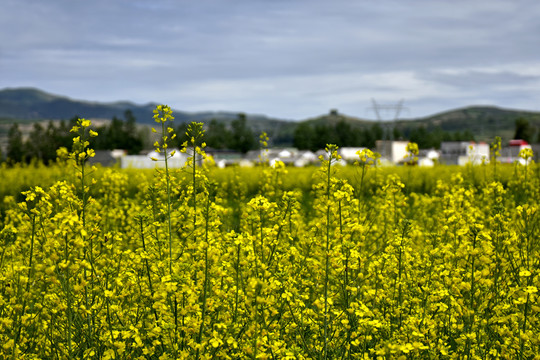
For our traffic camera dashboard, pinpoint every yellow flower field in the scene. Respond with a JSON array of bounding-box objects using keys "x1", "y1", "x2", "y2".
[{"x1": 0, "y1": 111, "x2": 538, "y2": 359}]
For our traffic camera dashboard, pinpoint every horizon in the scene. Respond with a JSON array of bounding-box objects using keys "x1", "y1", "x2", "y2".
[{"x1": 3, "y1": 86, "x2": 539, "y2": 123}]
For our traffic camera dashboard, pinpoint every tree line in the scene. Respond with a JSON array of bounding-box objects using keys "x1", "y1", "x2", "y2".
[
  {"x1": 175, "y1": 113, "x2": 256, "y2": 153},
  {"x1": 2, "y1": 112, "x2": 539, "y2": 165},
  {"x1": 2, "y1": 112, "x2": 258, "y2": 164},
  {"x1": 4, "y1": 111, "x2": 148, "y2": 165},
  {"x1": 293, "y1": 120, "x2": 476, "y2": 152}
]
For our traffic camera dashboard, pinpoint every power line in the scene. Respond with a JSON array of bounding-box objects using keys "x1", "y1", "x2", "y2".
[{"x1": 367, "y1": 98, "x2": 407, "y2": 121}]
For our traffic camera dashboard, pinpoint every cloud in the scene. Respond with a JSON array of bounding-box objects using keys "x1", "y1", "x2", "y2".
[{"x1": 3, "y1": 0, "x2": 540, "y2": 119}]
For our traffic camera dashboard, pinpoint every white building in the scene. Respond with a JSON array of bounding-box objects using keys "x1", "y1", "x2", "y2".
[
  {"x1": 375, "y1": 140, "x2": 409, "y2": 165},
  {"x1": 339, "y1": 147, "x2": 367, "y2": 163},
  {"x1": 293, "y1": 151, "x2": 318, "y2": 167},
  {"x1": 120, "y1": 148, "x2": 189, "y2": 169},
  {"x1": 499, "y1": 139, "x2": 533, "y2": 164},
  {"x1": 418, "y1": 149, "x2": 440, "y2": 167},
  {"x1": 440, "y1": 142, "x2": 489, "y2": 165}
]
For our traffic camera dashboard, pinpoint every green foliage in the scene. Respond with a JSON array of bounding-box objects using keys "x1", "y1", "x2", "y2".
[
  {"x1": 176, "y1": 115, "x2": 256, "y2": 153},
  {"x1": 229, "y1": 113, "x2": 256, "y2": 153},
  {"x1": 7, "y1": 123, "x2": 24, "y2": 163},
  {"x1": 514, "y1": 117, "x2": 533, "y2": 142},
  {"x1": 93, "y1": 110, "x2": 144, "y2": 154},
  {"x1": 293, "y1": 122, "x2": 316, "y2": 151},
  {"x1": 5, "y1": 110, "x2": 145, "y2": 165},
  {"x1": 205, "y1": 119, "x2": 231, "y2": 149},
  {"x1": 293, "y1": 120, "x2": 383, "y2": 150},
  {"x1": 366, "y1": 123, "x2": 384, "y2": 147}
]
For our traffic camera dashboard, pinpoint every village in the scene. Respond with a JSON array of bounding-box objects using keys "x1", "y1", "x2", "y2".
[{"x1": 90, "y1": 138, "x2": 538, "y2": 169}]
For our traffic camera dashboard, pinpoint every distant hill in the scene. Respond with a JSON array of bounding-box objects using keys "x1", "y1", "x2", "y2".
[
  {"x1": 0, "y1": 87, "x2": 289, "y2": 126},
  {"x1": 300, "y1": 106, "x2": 540, "y2": 143},
  {"x1": 397, "y1": 106, "x2": 540, "y2": 142},
  {"x1": 0, "y1": 87, "x2": 158, "y2": 123},
  {"x1": 301, "y1": 109, "x2": 373, "y2": 127}
]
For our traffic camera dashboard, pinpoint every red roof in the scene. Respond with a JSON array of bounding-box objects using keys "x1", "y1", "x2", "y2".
[{"x1": 509, "y1": 139, "x2": 528, "y2": 146}]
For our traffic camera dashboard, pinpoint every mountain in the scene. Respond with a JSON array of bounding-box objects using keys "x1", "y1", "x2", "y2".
[
  {"x1": 393, "y1": 106, "x2": 540, "y2": 143},
  {"x1": 0, "y1": 87, "x2": 288, "y2": 126},
  {"x1": 300, "y1": 106, "x2": 540, "y2": 143},
  {"x1": 0, "y1": 87, "x2": 155, "y2": 123},
  {"x1": 0, "y1": 87, "x2": 300, "y2": 148}
]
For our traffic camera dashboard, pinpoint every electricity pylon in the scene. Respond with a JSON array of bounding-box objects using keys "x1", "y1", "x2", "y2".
[
  {"x1": 367, "y1": 99, "x2": 408, "y2": 141},
  {"x1": 368, "y1": 98, "x2": 406, "y2": 122}
]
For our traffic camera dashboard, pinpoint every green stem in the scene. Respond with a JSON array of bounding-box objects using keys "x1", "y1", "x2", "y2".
[
  {"x1": 192, "y1": 145, "x2": 197, "y2": 242},
  {"x1": 195, "y1": 198, "x2": 211, "y2": 360},
  {"x1": 106, "y1": 298, "x2": 119, "y2": 359},
  {"x1": 520, "y1": 292, "x2": 530, "y2": 359},
  {"x1": 323, "y1": 151, "x2": 333, "y2": 360},
  {"x1": 359, "y1": 165, "x2": 366, "y2": 198},
  {"x1": 234, "y1": 242, "x2": 241, "y2": 323},
  {"x1": 65, "y1": 234, "x2": 73, "y2": 359},
  {"x1": 259, "y1": 208, "x2": 265, "y2": 264},
  {"x1": 79, "y1": 134, "x2": 94, "y2": 349},
  {"x1": 162, "y1": 121, "x2": 173, "y2": 276},
  {"x1": 12, "y1": 214, "x2": 36, "y2": 358},
  {"x1": 140, "y1": 218, "x2": 159, "y2": 322}
]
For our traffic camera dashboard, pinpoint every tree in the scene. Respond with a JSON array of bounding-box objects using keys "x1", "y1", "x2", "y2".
[
  {"x1": 514, "y1": 117, "x2": 532, "y2": 142},
  {"x1": 293, "y1": 122, "x2": 315, "y2": 151},
  {"x1": 124, "y1": 110, "x2": 137, "y2": 135},
  {"x1": 54, "y1": 120, "x2": 74, "y2": 151},
  {"x1": 205, "y1": 119, "x2": 231, "y2": 149},
  {"x1": 25, "y1": 122, "x2": 46, "y2": 162},
  {"x1": 107, "y1": 116, "x2": 125, "y2": 149},
  {"x1": 121, "y1": 110, "x2": 143, "y2": 154},
  {"x1": 90, "y1": 112, "x2": 143, "y2": 154},
  {"x1": 362, "y1": 123, "x2": 384, "y2": 148},
  {"x1": 409, "y1": 126, "x2": 431, "y2": 149},
  {"x1": 392, "y1": 127, "x2": 403, "y2": 141},
  {"x1": 313, "y1": 124, "x2": 335, "y2": 150},
  {"x1": 7, "y1": 123, "x2": 24, "y2": 163},
  {"x1": 335, "y1": 120, "x2": 357, "y2": 147},
  {"x1": 229, "y1": 113, "x2": 256, "y2": 153}
]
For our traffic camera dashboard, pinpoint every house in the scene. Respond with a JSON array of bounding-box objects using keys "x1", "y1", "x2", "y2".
[
  {"x1": 339, "y1": 147, "x2": 367, "y2": 164},
  {"x1": 375, "y1": 140, "x2": 409, "y2": 165},
  {"x1": 440, "y1": 142, "x2": 489, "y2": 165},
  {"x1": 88, "y1": 149, "x2": 126, "y2": 167},
  {"x1": 241, "y1": 148, "x2": 319, "y2": 167},
  {"x1": 499, "y1": 139, "x2": 533, "y2": 164},
  {"x1": 204, "y1": 149, "x2": 243, "y2": 168},
  {"x1": 417, "y1": 149, "x2": 440, "y2": 167},
  {"x1": 293, "y1": 150, "x2": 318, "y2": 167},
  {"x1": 120, "y1": 148, "x2": 189, "y2": 169}
]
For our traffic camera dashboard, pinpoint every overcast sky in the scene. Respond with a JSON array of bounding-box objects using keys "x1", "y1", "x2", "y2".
[{"x1": 2, "y1": 0, "x2": 540, "y2": 120}]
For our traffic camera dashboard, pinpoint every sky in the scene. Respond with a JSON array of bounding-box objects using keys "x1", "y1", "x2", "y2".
[{"x1": 2, "y1": 0, "x2": 540, "y2": 121}]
